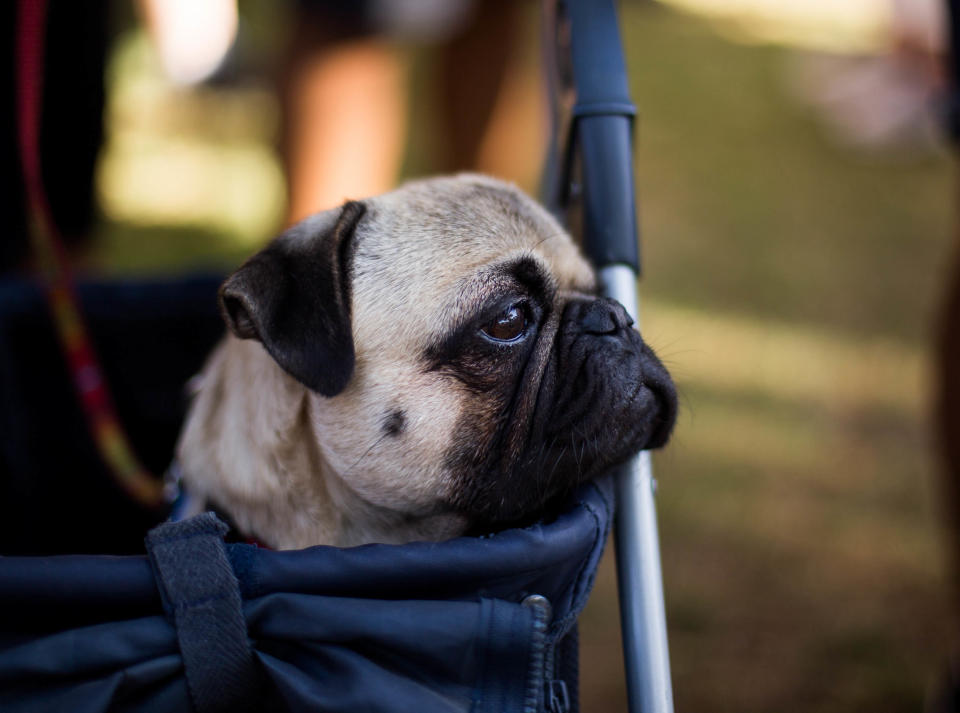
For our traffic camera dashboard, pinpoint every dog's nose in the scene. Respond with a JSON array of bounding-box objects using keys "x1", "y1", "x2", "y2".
[{"x1": 581, "y1": 298, "x2": 634, "y2": 335}]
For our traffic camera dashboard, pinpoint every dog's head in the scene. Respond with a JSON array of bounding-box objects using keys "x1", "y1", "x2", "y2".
[{"x1": 206, "y1": 174, "x2": 675, "y2": 539}]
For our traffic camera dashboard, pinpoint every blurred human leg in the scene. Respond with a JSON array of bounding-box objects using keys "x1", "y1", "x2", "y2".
[
  {"x1": 282, "y1": 33, "x2": 408, "y2": 223},
  {"x1": 437, "y1": 0, "x2": 538, "y2": 182}
]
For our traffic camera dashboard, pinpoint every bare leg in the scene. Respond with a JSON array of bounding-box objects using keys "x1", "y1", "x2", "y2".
[
  {"x1": 282, "y1": 34, "x2": 408, "y2": 223},
  {"x1": 437, "y1": 0, "x2": 541, "y2": 185}
]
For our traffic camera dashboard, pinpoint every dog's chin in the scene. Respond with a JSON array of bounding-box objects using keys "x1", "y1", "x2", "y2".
[
  {"x1": 457, "y1": 384, "x2": 676, "y2": 532},
  {"x1": 514, "y1": 394, "x2": 673, "y2": 524}
]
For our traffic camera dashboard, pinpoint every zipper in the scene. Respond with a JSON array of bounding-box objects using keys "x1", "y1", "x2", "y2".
[{"x1": 521, "y1": 595, "x2": 571, "y2": 713}]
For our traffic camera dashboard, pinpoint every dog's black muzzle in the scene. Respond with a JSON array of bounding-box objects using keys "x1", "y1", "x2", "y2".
[
  {"x1": 566, "y1": 297, "x2": 676, "y2": 448},
  {"x1": 529, "y1": 296, "x2": 678, "y2": 484},
  {"x1": 461, "y1": 296, "x2": 678, "y2": 528}
]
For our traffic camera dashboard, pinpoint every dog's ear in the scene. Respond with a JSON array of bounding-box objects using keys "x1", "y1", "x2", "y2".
[{"x1": 218, "y1": 201, "x2": 365, "y2": 396}]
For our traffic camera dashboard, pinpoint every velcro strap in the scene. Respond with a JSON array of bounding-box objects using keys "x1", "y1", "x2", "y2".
[{"x1": 145, "y1": 513, "x2": 259, "y2": 712}]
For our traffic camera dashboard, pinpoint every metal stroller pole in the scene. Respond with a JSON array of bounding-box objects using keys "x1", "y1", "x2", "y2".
[
  {"x1": 602, "y1": 268, "x2": 675, "y2": 713},
  {"x1": 541, "y1": 1, "x2": 674, "y2": 711}
]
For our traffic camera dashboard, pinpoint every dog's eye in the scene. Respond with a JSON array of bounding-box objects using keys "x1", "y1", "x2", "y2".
[{"x1": 481, "y1": 303, "x2": 527, "y2": 342}]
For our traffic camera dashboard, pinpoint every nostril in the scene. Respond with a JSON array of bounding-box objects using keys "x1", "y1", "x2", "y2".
[
  {"x1": 582, "y1": 308, "x2": 615, "y2": 335},
  {"x1": 606, "y1": 298, "x2": 634, "y2": 329},
  {"x1": 582, "y1": 298, "x2": 633, "y2": 335}
]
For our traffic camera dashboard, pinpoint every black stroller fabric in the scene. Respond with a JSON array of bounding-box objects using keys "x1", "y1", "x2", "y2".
[
  {"x1": 0, "y1": 476, "x2": 613, "y2": 712},
  {"x1": 0, "y1": 275, "x2": 224, "y2": 555},
  {"x1": 0, "y1": 275, "x2": 614, "y2": 712}
]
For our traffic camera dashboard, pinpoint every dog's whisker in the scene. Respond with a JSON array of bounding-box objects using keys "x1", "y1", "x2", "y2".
[
  {"x1": 548, "y1": 445, "x2": 568, "y2": 483},
  {"x1": 572, "y1": 434, "x2": 584, "y2": 473},
  {"x1": 532, "y1": 231, "x2": 567, "y2": 250},
  {"x1": 343, "y1": 433, "x2": 390, "y2": 477}
]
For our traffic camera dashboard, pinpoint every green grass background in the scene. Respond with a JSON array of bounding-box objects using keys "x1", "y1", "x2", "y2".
[{"x1": 579, "y1": 5, "x2": 954, "y2": 712}]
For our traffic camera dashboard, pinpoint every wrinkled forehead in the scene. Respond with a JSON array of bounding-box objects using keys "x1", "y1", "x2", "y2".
[
  {"x1": 349, "y1": 179, "x2": 595, "y2": 351},
  {"x1": 357, "y1": 179, "x2": 594, "y2": 291}
]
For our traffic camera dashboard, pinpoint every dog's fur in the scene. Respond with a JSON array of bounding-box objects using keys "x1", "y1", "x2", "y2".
[{"x1": 176, "y1": 175, "x2": 676, "y2": 549}]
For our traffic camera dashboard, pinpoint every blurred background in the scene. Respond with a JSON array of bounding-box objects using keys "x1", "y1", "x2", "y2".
[{"x1": 6, "y1": 0, "x2": 958, "y2": 710}]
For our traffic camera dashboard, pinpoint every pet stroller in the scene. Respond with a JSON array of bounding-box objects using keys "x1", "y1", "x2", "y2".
[{"x1": 0, "y1": 1, "x2": 672, "y2": 711}]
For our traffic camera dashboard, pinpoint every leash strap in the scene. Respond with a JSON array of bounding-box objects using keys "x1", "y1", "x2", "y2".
[
  {"x1": 145, "y1": 513, "x2": 261, "y2": 712},
  {"x1": 15, "y1": 0, "x2": 165, "y2": 507}
]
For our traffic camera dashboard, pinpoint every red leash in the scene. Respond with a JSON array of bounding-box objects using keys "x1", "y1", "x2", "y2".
[{"x1": 16, "y1": 0, "x2": 166, "y2": 508}]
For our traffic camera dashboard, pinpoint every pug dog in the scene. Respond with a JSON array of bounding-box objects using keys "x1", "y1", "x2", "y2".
[{"x1": 175, "y1": 174, "x2": 676, "y2": 550}]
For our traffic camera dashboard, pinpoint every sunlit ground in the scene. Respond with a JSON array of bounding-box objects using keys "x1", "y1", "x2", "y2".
[
  {"x1": 91, "y1": 2, "x2": 954, "y2": 711},
  {"x1": 659, "y1": 0, "x2": 893, "y2": 53}
]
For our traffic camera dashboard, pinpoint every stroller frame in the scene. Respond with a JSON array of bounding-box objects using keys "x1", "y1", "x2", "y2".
[{"x1": 540, "y1": 2, "x2": 674, "y2": 712}]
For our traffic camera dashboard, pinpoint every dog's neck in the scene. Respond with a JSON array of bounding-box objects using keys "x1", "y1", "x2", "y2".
[{"x1": 176, "y1": 337, "x2": 465, "y2": 549}]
